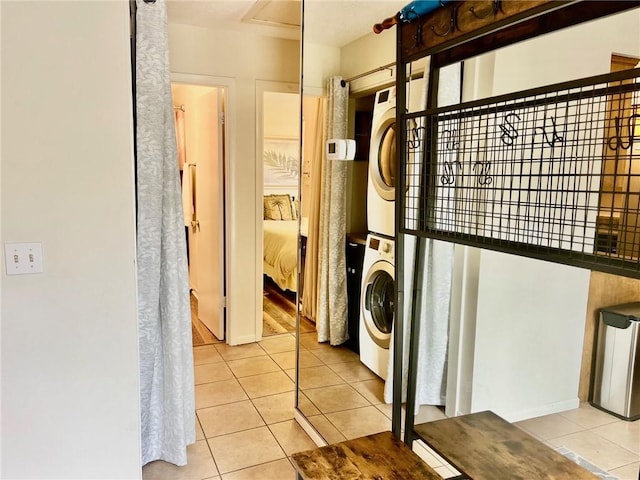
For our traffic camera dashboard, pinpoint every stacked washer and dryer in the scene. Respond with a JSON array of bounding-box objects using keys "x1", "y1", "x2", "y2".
[{"x1": 359, "y1": 79, "x2": 424, "y2": 380}]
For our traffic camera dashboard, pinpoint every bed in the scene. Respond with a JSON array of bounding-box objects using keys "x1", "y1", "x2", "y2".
[
  {"x1": 264, "y1": 220, "x2": 298, "y2": 291},
  {"x1": 263, "y1": 194, "x2": 298, "y2": 292}
]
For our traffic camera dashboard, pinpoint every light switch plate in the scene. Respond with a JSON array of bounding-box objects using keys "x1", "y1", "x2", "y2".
[{"x1": 4, "y1": 242, "x2": 44, "y2": 275}]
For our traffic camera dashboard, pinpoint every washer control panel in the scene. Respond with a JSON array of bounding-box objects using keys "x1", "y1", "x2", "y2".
[{"x1": 367, "y1": 235, "x2": 394, "y2": 262}]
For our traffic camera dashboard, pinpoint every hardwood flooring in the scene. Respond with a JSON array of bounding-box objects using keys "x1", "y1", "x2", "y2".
[
  {"x1": 263, "y1": 278, "x2": 315, "y2": 337},
  {"x1": 191, "y1": 282, "x2": 315, "y2": 344},
  {"x1": 190, "y1": 293, "x2": 220, "y2": 346}
]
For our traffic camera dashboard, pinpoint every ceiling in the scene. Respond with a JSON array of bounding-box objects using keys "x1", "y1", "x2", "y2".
[{"x1": 165, "y1": 0, "x2": 407, "y2": 48}]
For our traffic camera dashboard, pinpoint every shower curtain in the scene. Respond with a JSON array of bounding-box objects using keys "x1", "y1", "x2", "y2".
[
  {"x1": 301, "y1": 97, "x2": 327, "y2": 322},
  {"x1": 384, "y1": 236, "x2": 453, "y2": 406},
  {"x1": 316, "y1": 77, "x2": 349, "y2": 345},
  {"x1": 135, "y1": 0, "x2": 195, "y2": 466},
  {"x1": 383, "y1": 62, "x2": 460, "y2": 408}
]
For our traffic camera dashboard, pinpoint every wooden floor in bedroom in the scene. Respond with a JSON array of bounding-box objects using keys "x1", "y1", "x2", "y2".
[
  {"x1": 263, "y1": 278, "x2": 315, "y2": 337},
  {"x1": 190, "y1": 292, "x2": 221, "y2": 347},
  {"x1": 190, "y1": 282, "x2": 316, "y2": 344}
]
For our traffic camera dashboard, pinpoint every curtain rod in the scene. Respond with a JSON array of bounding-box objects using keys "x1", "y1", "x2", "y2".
[{"x1": 343, "y1": 61, "x2": 396, "y2": 84}]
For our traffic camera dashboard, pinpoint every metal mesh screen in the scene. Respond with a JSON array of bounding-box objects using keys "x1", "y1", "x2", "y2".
[{"x1": 402, "y1": 68, "x2": 640, "y2": 277}]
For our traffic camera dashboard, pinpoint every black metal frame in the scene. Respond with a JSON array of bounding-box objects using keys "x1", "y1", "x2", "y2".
[
  {"x1": 392, "y1": 0, "x2": 640, "y2": 446},
  {"x1": 406, "y1": 67, "x2": 640, "y2": 278}
]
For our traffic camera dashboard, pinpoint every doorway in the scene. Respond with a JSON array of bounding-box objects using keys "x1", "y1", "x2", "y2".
[
  {"x1": 257, "y1": 82, "x2": 301, "y2": 339},
  {"x1": 171, "y1": 79, "x2": 228, "y2": 343}
]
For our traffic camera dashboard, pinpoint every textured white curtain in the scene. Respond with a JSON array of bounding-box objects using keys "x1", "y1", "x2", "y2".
[
  {"x1": 316, "y1": 77, "x2": 349, "y2": 345},
  {"x1": 301, "y1": 97, "x2": 327, "y2": 322},
  {"x1": 136, "y1": 0, "x2": 195, "y2": 466},
  {"x1": 384, "y1": 63, "x2": 460, "y2": 408},
  {"x1": 384, "y1": 236, "x2": 453, "y2": 407}
]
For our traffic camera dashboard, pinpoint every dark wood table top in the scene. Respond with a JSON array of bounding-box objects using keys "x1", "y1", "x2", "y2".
[
  {"x1": 414, "y1": 410, "x2": 600, "y2": 480},
  {"x1": 291, "y1": 430, "x2": 443, "y2": 480}
]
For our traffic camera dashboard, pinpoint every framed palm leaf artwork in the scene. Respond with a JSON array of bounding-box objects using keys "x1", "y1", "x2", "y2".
[{"x1": 263, "y1": 138, "x2": 299, "y2": 188}]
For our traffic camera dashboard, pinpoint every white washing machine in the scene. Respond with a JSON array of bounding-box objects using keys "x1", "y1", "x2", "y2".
[
  {"x1": 367, "y1": 79, "x2": 425, "y2": 238},
  {"x1": 359, "y1": 233, "x2": 395, "y2": 380}
]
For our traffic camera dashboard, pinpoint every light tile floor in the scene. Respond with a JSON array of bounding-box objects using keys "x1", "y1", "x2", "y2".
[
  {"x1": 514, "y1": 405, "x2": 640, "y2": 479},
  {"x1": 143, "y1": 331, "x2": 640, "y2": 480}
]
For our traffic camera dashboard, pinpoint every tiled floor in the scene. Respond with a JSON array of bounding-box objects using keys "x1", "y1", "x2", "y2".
[
  {"x1": 143, "y1": 330, "x2": 640, "y2": 480},
  {"x1": 514, "y1": 405, "x2": 640, "y2": 479},
  {"x1": 143, "y1": 332, "x2": 313, "y2": 480}
]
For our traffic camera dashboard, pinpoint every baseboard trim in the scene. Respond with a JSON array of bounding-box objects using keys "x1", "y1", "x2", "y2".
[
  {"x1": 294, "y1": 409, "x2": 327, "y2": 448},
  {"x1": 499, "y1": 398, "x2": 581, "y2": 423},
  {"x1": 227, "y1": 334, "x2": 259, "y2": 345}
]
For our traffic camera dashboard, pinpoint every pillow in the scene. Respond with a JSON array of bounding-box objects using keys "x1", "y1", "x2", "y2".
[{"x1": 264, "y1": 194, "x2": 296, "y2": 220}]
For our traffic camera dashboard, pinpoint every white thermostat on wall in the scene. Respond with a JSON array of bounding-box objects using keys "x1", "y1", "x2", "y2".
[{"x1": 326, "y1": 139, "x2": 356, "y2": 161}]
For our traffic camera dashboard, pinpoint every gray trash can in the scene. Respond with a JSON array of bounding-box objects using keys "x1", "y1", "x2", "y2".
[{"x1": 590, "y1": 302, "x2": 640, "y2": 421}]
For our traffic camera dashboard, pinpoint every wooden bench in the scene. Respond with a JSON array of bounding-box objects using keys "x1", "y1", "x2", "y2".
[
  {"x1": 292, "y1": 412, "x2": 604, "y2": 479},
  {"x1": 414, "y1": 411, "x2": 601, "y2": 480},
  {"x1": 291, "y1": 430, "x2": 443, "y2": 480}
]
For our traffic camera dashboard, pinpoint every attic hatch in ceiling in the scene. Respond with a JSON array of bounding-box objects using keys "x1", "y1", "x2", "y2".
[{"x1": 242, "y1": 0, "x2": 301, "y2": 29}]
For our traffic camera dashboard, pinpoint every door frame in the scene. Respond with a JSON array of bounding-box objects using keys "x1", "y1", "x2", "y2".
[
  {"x1": 172, "y1": 72, "x2": 233, "y2": 341},
  {"x1": 255, "y1": 80, "x2": 300, "y2": 340}
]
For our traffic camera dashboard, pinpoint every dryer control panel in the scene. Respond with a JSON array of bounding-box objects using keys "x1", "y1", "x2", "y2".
[{"x1": 375, "y1": 87, "x2": 395, "y2": 106}]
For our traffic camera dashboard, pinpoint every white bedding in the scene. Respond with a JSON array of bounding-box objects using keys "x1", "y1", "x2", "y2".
[{"x1": 263, "y1": 220, "x2": 298, "y2": 291}]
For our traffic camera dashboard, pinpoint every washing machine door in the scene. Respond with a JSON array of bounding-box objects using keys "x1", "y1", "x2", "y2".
[
  {"x1": 369, "y1": 109, "x2": 397, "y2": 202},
  {"x1": 362, "y1": 260, "x2": 394, "y2": 349}
]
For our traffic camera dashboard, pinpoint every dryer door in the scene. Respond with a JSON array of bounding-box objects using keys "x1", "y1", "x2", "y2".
[
  {"x1": 369, "y1": 109, "x2": 397, "y2": 202},
  {"x1": 362, "y1": 260, "x2": 394, "y2": 349}
]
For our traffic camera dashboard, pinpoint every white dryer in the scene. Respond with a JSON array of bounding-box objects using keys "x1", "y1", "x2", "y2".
[
  {"x1": 367, "y1": 87, "x2": 397, "y2": 238},
  {"x1": 359, "y1": 233, "x2": 395, "y2": 380},
  {"x1": 367, "y1": 79, "x2": 425, "y2": 238}
]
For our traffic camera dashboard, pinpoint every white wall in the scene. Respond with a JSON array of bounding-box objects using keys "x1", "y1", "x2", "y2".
[
  {"x1": 457, "y1": 9, "x2": 640, "y2": 422},
  {"x1": 491, "y1": 11, "x2": 640, "y2": 94},
  {"x1": 341, "y1": 31, "x2": 398, "y2": 94},
  {"x1": 1, "y1": 1, "x2": 141, "y2": 478},
  {"x1": 341, "y1": 32, "x2": 429, "y2": 96},
  {"x1": 172, "y1": 83, "x2": 217, "y2": 294},
  {"x1": 264, "y1": 91, "x2": 300, "y2": 138},
  {"x1": 302, "y1": 42, "x2": 340, "y2": 96},
  {"x1": 263, "y1": 91, "x2": 300, "y2": 199},
  {"x1": 168, "y1": 23, "x2": 300, "y2": 344},
  {"x1": 472, "y1": 254, "x2": 591, "y2": 421}
]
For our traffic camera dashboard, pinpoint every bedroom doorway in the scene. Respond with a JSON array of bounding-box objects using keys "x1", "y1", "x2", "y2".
[
  {"x1": 171, "y1": 79, "x2": 228, "y2": 343},
  {"x1": 258, "y1": 83, "x2": 301, "y2": 338}
]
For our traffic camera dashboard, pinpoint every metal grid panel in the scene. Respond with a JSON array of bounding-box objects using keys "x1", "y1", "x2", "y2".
[{"x1": 402, "y1": 68, "x2": 640, "y2": 277}]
